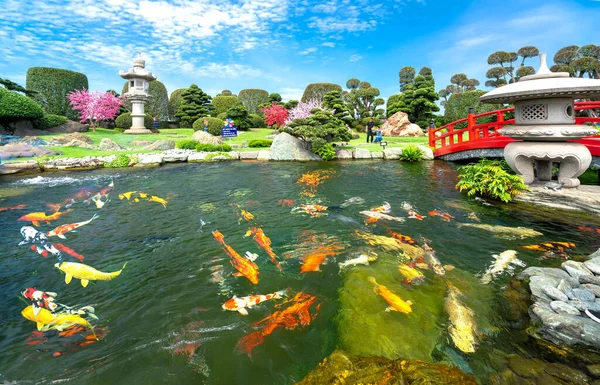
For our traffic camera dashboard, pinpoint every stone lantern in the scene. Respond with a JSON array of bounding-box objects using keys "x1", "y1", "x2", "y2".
[
  {"x1": 480, "y1": 53, "x2": 600, "y2": 188},
  {"x1": 119, "y1": 53, "x2": 157, "y2": 134}
]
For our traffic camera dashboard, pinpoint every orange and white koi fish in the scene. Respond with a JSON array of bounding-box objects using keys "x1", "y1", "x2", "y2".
[
  {"x1": 371, "y1": 202, "x2": 391, "y2": 213},
  {"x1": 415, "y1": 240, "x2": 453, "y2": 276},
  {"x1": 360, "y1": 211, "x2": 405, "y2": 223},
  {"x1": 236, "y1": 292, "x2": 320, "y2": 356},
  {"x1": 222, "y1": 289, "x2": 288, "y2": 315},
  {"x1": 386, "y1": 228, "x2": 416, "y2": 245},
  {"x1": 18, "y1": 210, "x2": 72, "y2": 226},
  {"x1": 368, "y1": 277, "x2": 412, "y2": 314},
  {"x1": 480, "y1": 250, "x2": 524, "y2": 284},
  {"x1": 47, "y1": 214, "x2": 99, "y2": 239},
  {"x1": 428, "y1": 210, "x2": 454, "y2": 222},
  {"x1": 148, "y1": 195, "x2": 167, "y2": 208},
  {"x1": 295, "y1": 204, "x2": 328, "y2": 218},
  {"x1": 401, "y1": 202, "x2": 425, "y2": 220},
  {"x1": 278, "y1": 199, "x2": 295, "y2": 207},
  {"x1": 578, "y1": 225, "x2": 600, "y2": 234},
  {"x1": 54, "y1": 243, "x2": 85, "y2": 262},
  {"x1": 0, "y1": 204, "x2": 27, "y2": 213},
  {"x1": 338, "y1": 253, "x2": 377, "y2": 270},
  {"x1": 245, "y1": 227, "x2": 281, "y2": 270},
  {"x1": 22, "y1": 288, "x2": 58, "y2": 315},
  {"x1": 47, "y1": 186, "x2": 103, "y2": 212},
  {"x1": 300, "y1": 244, "x2": 343, "y2": 273},
  {"x1": 213, "y1": 230, "x2": 260, "y2": 284}
]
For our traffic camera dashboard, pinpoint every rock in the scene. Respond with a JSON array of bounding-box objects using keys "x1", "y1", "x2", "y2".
[
  {"x1": 567, "y1": 288, "x2": 596, "y2": 302},
  {"x1": 8, "y1": 119, "x2": 36, "y2": 136},
  {"x1": 0, "y1": 161, "x2": 40, "y2": 175},
  {"x1": 586, "y1": 364, "x2": 600, "y2": 377},
  {"x1": 161, "y1": 149, "x2": 191, "y2": 162},
  {"x1": 584, "y1": 257, "x2": 600, "y2": 275},
  {"x1": 568, "y1": 300, "x2": 600, "y2": 312},
  {"x1": 268, "y1": 133, "x2": 320, "y2": 161},
  {"x1": 142, "y1": 140, "x2": 175, "y2": 151},
  {"x1": 135, "y1": 153, "x2": 163, "y2": 166},
  {"x1": 335, "y1": 148, "x2": 352, "y2": 159},
  {"x1": 239, "y1": 151, "x2": 258, "y2": 160},
  {"x1": 54, "y1": 132, "x2": 93, "y2": 144},
  {"x1": 43, "y1": 156, "x2": 103, "y2": 170},
  {"x1": 130, "y1": 140, "x2": 153, "y2": 147},
  {"x1": 191, "y1": 131, "x2": 223, "y2": 145},
  {"x1": 543, "y1": 362, "x2": 590, "y2": 385},
  {"x1": 0, "y1": 143, "x2": 59, "y2": 159},
  {"x1": 380, "y1": 112, "x2": 425, "y2": 137},
  {"x1": 353, "y1": 148, "x2": 371, "y2": 159},
  {"x1": 562, "y1": 261, "x2": 594, "y2": 280},
  {"x1": 371, "y1": 151, "x2": 384, "y2": 159},
  {"x1": 581, "y1": 275, "x2": 600, "y2": 286},
  {"x1": 550, "y1": 301, "x2": 581, "y2": 315},
  {"x1": 383, "y1": 147, "x2": 403, "y2": 160},
  {"x1": 543, "y1": 287, "x2": 569, "y2": 302},
  {"x1": 206, "y1": 153, "x2": 233, "y2": 162},
  {"x1": 417, "y1": 144, "x2": 434, "y2": 160},
  {"x1": 581, "y1": 284, "x2": 600, "y2": 298},
  {"x1": 13, "y1": 136, "x2": 46, "y2": 146},
  {"x1": 589, "y1": 249, "x2": 600, "y2": 260},
  {"x1": 507, "y1": 355, "x2": 543, "y2": 379},
  {"x1": 257, "y1": 150, "x2": 270, "y2": 160},
  {"x1": 520, "y1": 267, "x2": 572, "y2": 281},
  {"x1": 99, "y1": 138, "x2": 123, "y2": 150},
  {"x1": 63, "y1": 139, "x2": 98, "y2": 149},
  {"x1": 529, "y1": 275, "x2": 560, "y2": 302},
  {"x1": 188, "y1": 152, "x2": 208, "y2": 162},
  {"x1": 558, "y1": 279, "x2": 574, "y2": 293},
  {"x1": 265, "y1": 135, "x2": 276, "y2": 140},
  {"x1": 47, "y1": 120, "x2": 88, "y2": 133}
]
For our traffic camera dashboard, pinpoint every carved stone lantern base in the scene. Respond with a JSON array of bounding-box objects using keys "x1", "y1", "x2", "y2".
[{"x1": 504, "y1": 142, "x2": 591, "y2": 188}]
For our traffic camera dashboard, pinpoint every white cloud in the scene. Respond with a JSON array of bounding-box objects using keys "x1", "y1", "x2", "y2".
[
  {"x1": 349, "y1": 54, "x2": 363, "y2": 62},
  {"x1": 322, "y1": 42, "x2": 336, "y2": 48},
  {"x1": 280, "y1": 87, "x2": 304, "y2": 101},
  {"x1": 299, "y1": 47, "x2": 318, "y2": 55}
]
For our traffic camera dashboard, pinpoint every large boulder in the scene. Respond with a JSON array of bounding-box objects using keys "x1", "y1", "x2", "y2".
[
  {"x1": 353, "y1": 148, "x2": 371, "y2": 159},
  {"x1": 10, "y1": 120, "x2": 38, "y2": 137},
  {"x1": 0, "y1": 143, "x2": 59, "y2": 159},
  {"x1": 335, "y1": 148, "x2": 352, "y2": 159},
  {"x1": 63, "y1": 139, "x2": 98, "y2": 149},
  {"x1": 54, "y1": 132, "x2": 94, "y2": 145},
  {"x1": 191, "y1": 131, "x2": 223, "y2": 145},
  {"x1": 99, "y1": 138, "x2": 123, "y2": 150},
  {"x1": 381, "y1": 112, "x2": 425, "y2": 137},
  {"x1": 142, "y1": 140, "x2": 175, "y2": 151},
  {"x1": 268, "y1": 132, "x2": 320, "y2": 161},
  {"x1": 47, "y1": 120, "x2": 88, "y2": 133}
]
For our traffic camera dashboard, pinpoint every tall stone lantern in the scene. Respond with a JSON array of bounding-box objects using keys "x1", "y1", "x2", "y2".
[
  {"x1": 480, "y1": 53, "x2": 600, "y2": 188},
  {"x1": 119, "y1": 53, "x2": 157, "y2": 134}
]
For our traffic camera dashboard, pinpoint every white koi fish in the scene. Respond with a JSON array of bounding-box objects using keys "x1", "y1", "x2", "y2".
[
  {"x1": 338, "y1": 253, "x2": 377, "y2": 270},
  {"x1": 222, "y1": 289, "x2": 288, "y2": 315},
  {"x1": 481, "y1": 250, "x2": 525, "y2": 284},
  {"x1": 359, "y1": 211, "x2": 405, "y2": 223}
]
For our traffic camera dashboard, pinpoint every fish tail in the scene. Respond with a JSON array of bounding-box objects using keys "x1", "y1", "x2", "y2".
[
  {"x1": 90, "y1": 213, "x2": 99, "y2": 222},
  {"x1": 367, "y1": 276, "x2": 377, "y2": 286}
]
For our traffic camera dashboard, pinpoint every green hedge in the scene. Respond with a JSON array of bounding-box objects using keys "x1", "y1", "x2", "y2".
[
  {"x1": 213, "y1": 95, "x2": 241, "y2": 116},
  {"x1": 248, "y1": 139, "x2": 273, "y2": 148},
  {"x1": 301, "y1": 83, "x2": 342, "y2": 102},
  {"x1": 248, "y1": 113, "x2": 266, "y2": 128},
  {"x1": 38, "y1": 114, "x2": 67, "y2": 129},
  {"x1": 0, "y1": 87, "x2": 44, "y2": 120},
  {"x1": 238, "y1": 89, "x2": 269, "y2": 114},
  {"x1": 192, "y1": 117, "x2": 223, "y2": 135},
  {"x1": 26, "y1": 67, "x2": 88, "y2": 118},
  {"x1": 176, "y1": 139, "x2": 199, "y2": 150},
  {"x1": 196, "y1": 143, "x2": 232, "y2": 152},
  {"x1": 114, "y1": 112, "x2": 154, "y2": 130}
]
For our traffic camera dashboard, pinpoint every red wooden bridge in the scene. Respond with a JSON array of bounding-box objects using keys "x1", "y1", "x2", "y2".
[{"x1": 429, "y1": 101, "x2": 600, "y2": 160}]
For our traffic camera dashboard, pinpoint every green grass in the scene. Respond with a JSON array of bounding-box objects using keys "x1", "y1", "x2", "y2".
[{"x1": 580, "y1": 168, "x2": 599, "y2": 185}]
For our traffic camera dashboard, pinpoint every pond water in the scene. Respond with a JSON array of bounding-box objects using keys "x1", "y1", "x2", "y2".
[{"x1": 1, "y1": 161, "x2": 600, "y2": 385}]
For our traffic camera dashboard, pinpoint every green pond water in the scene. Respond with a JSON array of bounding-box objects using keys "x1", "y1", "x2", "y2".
[{"x1": 1, "y1": 161, "x2": 600, "y2": 384}]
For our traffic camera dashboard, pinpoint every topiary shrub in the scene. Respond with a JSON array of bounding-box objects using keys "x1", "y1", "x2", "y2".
[
  {"x1": 248, "y1": 139, "x2": 273, "y2": 148},
  {"x1": 26, "y1": 67, "x2": 88, "y2": 118},
  {"x1": 301, "y1": 83, "x2": 342, "y2": 102},
  {"x1": 192, "y1": 117, "x2": 222, "y2": 135},
  {"x1": 114, "y1": 112, "x2": 154, "y2": 130},
  {"x1": 169, "y1": 88, "x2": 186, "y2": 121},
  {"x1": 456, "y1": 159, "x2": 529, "y2": 203},
  {"x1": 238, "y1": 89, "x2": 269, "y2": 114},
  {"x1": 0, "y1": 87, "x2": 44, "y2": 121},
  {"x1": 37, "y1": 114, "x2": 67, "y2": 129},
  {"x1": 212, "y1": 95, "x2": 242, "y2": 116},
  {"x1": 248, "y1": 113, "x2": 266, "y2": 128},
  {"x1": 399, "y1": 145, "x2": 423, "y2": 162},
  {"x1": 176, "y1": 139, "x2": 199, "y2": 150},
  {"x1": 104, "y1": 154, "x2": 130, "y2": 168},
  {"x1": 196, "y1": 143, "x2": 232, "y2": 152}
]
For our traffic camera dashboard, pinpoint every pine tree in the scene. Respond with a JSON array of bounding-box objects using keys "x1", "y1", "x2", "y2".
[
  {"x1": 322, "y1": 90, "x2": 352, "y2": 124},
  {"x1": 387, "y1": 71, "x2": 439, "y2": 129},
  {"x1": 174, "y1": 84, "x2": 213, "y2": 127}
]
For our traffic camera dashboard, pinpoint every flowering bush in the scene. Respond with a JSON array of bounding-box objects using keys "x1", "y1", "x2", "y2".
[
  {"x1": 262, "y1": 103, "x2": 288, "y2": 128},
  {"x1": 68, "y1": 89, "x2": 123, "y2": 132},
  {"x1": 286, "y1": 99, "x2": 323, "y2": 124}
]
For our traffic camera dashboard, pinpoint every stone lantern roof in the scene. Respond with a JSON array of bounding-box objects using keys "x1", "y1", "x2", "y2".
[
  {"x1": 119, "y1": 53, "x2": 157, "y2": 82},
  {"x1": 480, "y1": 53, "x2": 600, "y2": 104}
]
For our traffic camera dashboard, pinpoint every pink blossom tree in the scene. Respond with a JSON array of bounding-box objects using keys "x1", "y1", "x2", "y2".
[
  {"x1": 68, "y1": 89, "x2": 124, "y2": 132},
  {"x1": 262, "y1": 103, "x2": 288, "y2": 128},
  {"x1": 285, "y1": 99, "x2": 324, "y2": 124}
]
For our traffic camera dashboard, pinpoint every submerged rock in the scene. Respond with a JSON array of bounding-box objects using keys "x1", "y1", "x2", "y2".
[{"x1": 295, "y1": 350, "x2": 477, "y2": 385}]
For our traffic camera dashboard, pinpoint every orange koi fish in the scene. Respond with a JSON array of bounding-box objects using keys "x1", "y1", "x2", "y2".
[
  {"x1": 296, "y1": 170, "x2": 334, "y2": 197},
  {"x1": 213, "y1": 230, "x2": 259, "y2": 284},
  {"x1": 578, "y1": 226, "x2": 600, "y2": 234},
  {"x1": 520, "y1": 242, "x2": 576, "y2": 252},
  {"x1": 222, "y1": 289, "x2": 288, "y2": 315},
  {"x1": 300, "y1": 244, "x2": 343, "y2": 273},
  {"x1": 0, "y1": 204, "x2": 27, "y2": 213},
  {"x1": 386, "y1": 228, "x2": 416, "y2": 245},
  {"x1": 245, "y1": 227, "x2": 281, "y2": 270},
  {"x1": 428, "y1": 210, "x2": 454, "y2": 222},
  {"x1": 369, "y1": 277, "x2": 413, "y2": 314},
  {"x1": 371, "y1": 202, "x2": 391, "y2": 213},
  {"x1": 401, "y1": 202, "x2": 425, "y2": 220},
  {"x1": 278, "y1": 199, "x2": 295, "y2": 207},
  {"x1": 236, "y1": 292, "x2": 320, "y2": 356},
  {"x1": 212, "y1": 230, "x2": 225, "y2": 245},
  {"x1": 47, "y1": 214, "x2": 99, "y2": 239},
  {"x1": 365, "y1": 216, "x2": 379, "y2": 225},
  {"x1": 18, "y1": 210, "x2": 72, "y2": 226},
  {"x1": 54, "y1": 243, "x2": 85, "y2": 262},
  {"x1": 295, "y1": 204, "x2": 328, "y2": 218}
]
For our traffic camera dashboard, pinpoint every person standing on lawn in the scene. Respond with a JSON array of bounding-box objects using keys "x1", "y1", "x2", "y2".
[{"x1": 366, "y1": 118, "x2": 375, "y2": 143}]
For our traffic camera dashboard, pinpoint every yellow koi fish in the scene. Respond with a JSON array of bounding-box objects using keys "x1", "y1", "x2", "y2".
[
  {"x1": 368, "y1": 277, "x2": 412, "y2": 314},
  {"x1": 21, "y1": 305, "x2": 96, "y2": 339},
  {"x1": 398, "y1": 264, "x2": 425, "y2": 285},
  {"x1": 55, "y1": 261, "x2": 127, "y2": 287},
  {"x1": 139, "y1": 192, "x2": 148, "y2": 199},
  {"x1": 148, "y1": 195, "x2": 167, "y2": 208},
  {"x1": 118, "y1": 191, "x2": 137, "y2": 200}
]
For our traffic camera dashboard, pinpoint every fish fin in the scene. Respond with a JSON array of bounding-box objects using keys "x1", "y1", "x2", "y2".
[
  {"x1": 36, "y1": 322, "x2": 44, "y2": 331},
  {"x1": 47, "y1": 291, "x2": 57, "y2": 298},
  {"x1": 238, "y1": 308, "x2": 249, "y2": 316},
  {"x1": 443, "y1": 265, "x2": 455, "y2": 271},
  {"x1": 407, "y1": 300, "x2": 413, "y2": 305},
  {"x1": 32, "y1": 221, "x2": 40, "y2": 227},
  {"x1": 385, "y1": 306, "x2": 395, "y2": 312},
  {"x1": 57, "y1": 234, "x2": 67, "y2": 240},
  {"x1": 80, "y1": 279, "x2": 89, "y2": 288},
  {"x1": 65, "y1": 274, "x2": 72, "y2": 284},
  {"x1": 233, "y1": 272, "x2": 244, "y2": 277}
]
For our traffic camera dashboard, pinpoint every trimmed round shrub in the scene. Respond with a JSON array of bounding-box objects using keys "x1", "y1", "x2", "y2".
[
  {"x1": 213, "y1": 95, "x2": 241, "y2": 116},
  {"x1": 248, "y1": 113, "x2": 266, "y2": 128},
  {"x1": 0, "y1": 87, "x2": 44, "y2": 120},
  {"x1": 248, "y1": 139, "x2": 273, "y2": 148},
  {"x1": 238, "y1": 89, "x2": 269, "y2": 114},
  {"x1": 225, "y1": 104, "x2": 250, "y2": 130},
  {"x1": 38, "y1": 114, "x2": 67, "y2": 129},
  {"x1": 195, "y1": 143, "x2": 232, "y2": 152},
  {"x1": 26, "y1": 67, "x2": 88, "y2": 118},
  {"x1": 114, "y1": 112, "x2": 154, "y2": 130},
  {"x1": 177, "y1": 139, "x2": 199, "y2": 150},
  {"x1": 193, "y1": 117, "x2": 222, "y2": 135},
  {"x1": 301, "y1": 83, "x2": 342, "y2": 102},
  {"x1": 169, "y1": 88, "x2": 186, "y2": 121}
]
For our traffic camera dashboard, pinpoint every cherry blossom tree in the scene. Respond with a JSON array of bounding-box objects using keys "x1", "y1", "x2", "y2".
[
  {"x1": 262, "y1": 103, "x2": 288, "y2": 128},
  {"x1": 68, "y1": 89, "x2": 123, "y2": 132},
  {"x1": 285, "y1": 99, "x2": 324, "y2": 124}
]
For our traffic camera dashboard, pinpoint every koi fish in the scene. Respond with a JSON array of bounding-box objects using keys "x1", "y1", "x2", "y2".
[
  {"x1": 578, "y1": 225, "x2": 600, "y2": 234},
  {"x1": 148, "y1": 195, "x2": 167, "y2": 208},
  {"x1": 236, "y1": 205, "x2": 254, "y2": 223},
  {"x1": 520, "y1": 242, "x2": 576, "y2": 252},
  {"x1": 90, "y1": 194, "x2": 106, "y2": 209},
  {"x1": 370, "y1": 202, "x2": 391, "y2": 213},
  {"x1": 480, "y1": 250, "x2": 524, "y2": 284},
  {"x1": 53, "y1": 243, "x2": 85, "y2": 262},
  {"x1": 0, "y1": 204, "x2": 27, "y2": 212},
  {"x1": 84, "y1": 180, "x2": 114, "y2": 206},
  {"x1": 398, "y1": 263, "x2": 425, "y2": 285},
  {"x1": 222, "y1": 289, "x2": 288, "y2": 315},
  {"x1": 22, "y1": 288, "x2": 58, "y2": 315},
  {"x1": 214, "y1": 231, "x2": 260, "y2": 284},
  {"x1": 428, "y1": 210, "x2": 454, "y2": 222},
  {"x1": 212, "y1": 230, "x2": 225, "y2": 245},
  {"x1": 386, "y1": 228, "x2": 416, "y2": 245},
  {"x1": 416, "y1": 240, "x2": 453, "y2": 276},
  {"x1": 278, "y1": 199, "x2": 296, "y2": 207},
  {"x1": 245, "y1": 227, "x2": 281, "y2": 270},
  {"x1": 19, "y1": 226, "x2": 64, "y2": 259},
  {"x1": 21, "y1": 306, "x2": 96, "y2": 339},
  {"x1": 300, "y1": 244, "x2": 343, "y2": 273},
  {"x1": 365, "y1": 216, "x2": 379, "y2": 225},
  {"x1": 18, "y1": 210, "x2": 72, "y2": 226},
  {"x1": 401, "y1": 202, "x2": 425, "y2": 220},
  {"x1": 445, "y1": 282, "x2": 478, "y2": 354},
  {"x1": 294, "y1": 204, "x2": 328, "y2": 218},
  {"x1": 118, "y1": 191, "x2": 137, "y2": 200},
  {"x1": 368, "y1": 277, "x2": 412, "y2": 314},
  {"x1": 47, "y1": 186, "x2": 103, "y2": 212},
  {"x1": 338, "y1": 253, "x2": 377, "y2": 270},
  {"x1": 457, "y1": 223, "x2": 543, "y2": 239},
  {"x1": 467, "y1": 212, "x2": 481, "y2": 222},
  {"x1": 245, "y1": 251, "x2": 258, "y2": 262},
  {"x1": 55, "y1": 261, "x2": 127, "y2": 287},
  {"x1": 47, "y1": 214, "x2": 99, "y2": 239},
  {"x1": 359, "y1": 211, "x2": 405, "y2": 223},
  {"x1": 236, "y1": 292, "x2": 320, "y2": 356}
]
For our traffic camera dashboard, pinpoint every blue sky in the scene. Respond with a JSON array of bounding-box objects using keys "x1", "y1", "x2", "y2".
[{"x1": 0, "y1": 0, "x2": 598, "y2": 102}]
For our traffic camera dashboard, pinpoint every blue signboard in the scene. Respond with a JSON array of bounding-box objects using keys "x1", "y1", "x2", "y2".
[{"x1": 221, "y1": 128, "x2": 238, "y2": 138}]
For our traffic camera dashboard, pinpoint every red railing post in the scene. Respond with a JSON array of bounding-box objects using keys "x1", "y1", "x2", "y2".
[{"x1": 467, "y1": 107, "x2": 475, "y2": 141}]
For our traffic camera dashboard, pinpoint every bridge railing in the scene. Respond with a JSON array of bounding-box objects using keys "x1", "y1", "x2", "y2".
[{"x1": 429, "y1": 101, "x2": 600, "y2": 157}]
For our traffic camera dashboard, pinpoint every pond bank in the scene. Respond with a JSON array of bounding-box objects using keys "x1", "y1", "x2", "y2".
[{"x1": 515, "y1": 184, "x2": 600, "y2": 216}]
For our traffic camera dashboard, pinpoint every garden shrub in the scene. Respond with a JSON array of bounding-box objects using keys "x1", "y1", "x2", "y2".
[
  {"x1": 284, "y1": 108, "x2": 352, "y2": 145},
  {"x1": 26, "y1": 67, "x2": 88, "y2": 118},
  {"x1": 248, "y1": 113, "x2": 266, "y2": 128},
  {"x1": 174, "y1": 85, "x2": 213, "y2": 127},
  {"x1": 225, "y1": 104, "x2": 250, "y2": 130},
  {"x1": 195, "y1": 143, "x2": 232, "y2": 152},
  {"x1": 301, "y1": 83, "x2": 342, "y2": 102},
  {"x1": 248, "y1": 139, "x2": 273, "y2": 148},
  {"x1": 38, "y1": 114, "x2": 67, "y2": 129},
  {"x1": 169, "y1": 88, "x2": 186, "y2": 121},
  {"x1": 0, "y1": 87, "x2": 44, "y2": 120},
  {"x1": 313, "y1": 141, "x2": 335, "y2": 160},
  {"x1": 456, "y1": 159, "x2": 529, "y2": 203},
  {"x1": 399, "y1": 145, "x2": 423, "y2": 162},
  {"x1": 443, "y1": 90, "x2": 503, "y2": 127},
  {"x1": 205, "y1": 152, "x2": 233, "y2": 161},
  {"x1": 114, "y1": 112, "x2": 154, "y2": 130},
  {"x1": 192, "y1": 117, "x2": 222, "y2": 135},
  {"x1": 176, "y1": 139, "x2": 199, "y2": 150},
  {"x1": 238, "y1": 89, "x2": 269, "y2": 114},
  {"x1": 213, "y1": 95, "x2": 241, "y2": 116},
  {"x1": 217, "y1": 112, "x2": 227, "y2": 120},
  {"x1": 104, "y1": 154, "x2": 130, "y2": 168}
]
